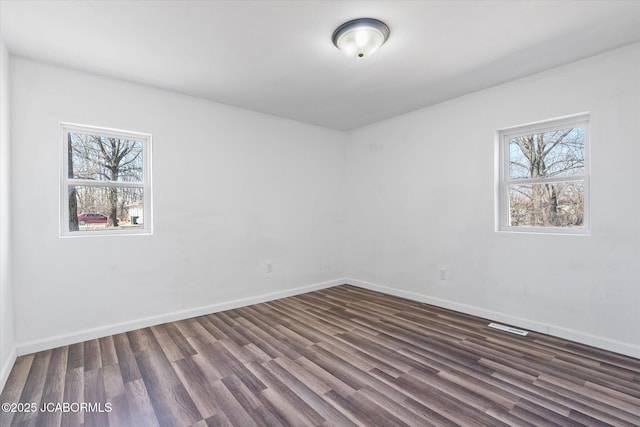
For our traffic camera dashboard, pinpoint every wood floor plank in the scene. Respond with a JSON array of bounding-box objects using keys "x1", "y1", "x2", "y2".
[
  {"x1": 12, "y1": 350, "x2": 51, "y2": 426},
  {"x1": 151, "y1": 324, "x2": 187, "y2": 363},
  {"x1": 295, "y1": 356, "x2": 357, "y2": 398},
  {"x1": 205, "y1": 378, "x2": 257, "y2": 426},
  {"x1": 510, "y1": 399, "x2": 584, "y2": 427},
  {"x1": 0, "y1": 355, "x2": 34, "y2": 427},
  {"x1": 83, "y1": 367, "x2": 110, "y2": 427},
  {"x1": 106, "y1": 393, "x2": 134, "y2": 427},
  {"x1": 111, "y1": 332, "x2": 142, "y2": 384},
  {"x1": 206, "y1": 312, "x2": 252, "y2": 347},
  {"x1": 394, "y1": 372, "x2": 511, "y2": 427},
  {"x1": 135, "y1": 348, "x2": 202, "y2": 426},
  {"x1": 99, "y1": 336, "x2": 119, "y2": 367},
  {"x1": 102, "y1": 364, "x2": 125, "y2": 400},
  {"x1": 260, "y1": 359, "x2": 356, "y2": 426},
  {"x1": 172, "y1": 357, "x2": 222, "y2": 420},
  {"x1": 194, "y1": 315, "x2": 228, "y2": 342},
  {"x1": 507, "y1": 403, "x2": 568, "y2": 427},
  {"x1": 272, "y1": 356, "x2": 332, "y2": 396},
  {"x1": 2, "y1": 284, "x2": 639, "y2": 426},
  {"x1": 246, "y1": 361, "x2": 326, "y2": 426},
  {"x1": 164, "y1": 322, "x2": 198, "y2": 359},
  {"x1": 60, "y1": 367, "x2": 83, "y2": 427},
  {"x1": 399, "y1": 396, "x2": 462, "y2": 427},
  {"x1": 66, "y1": 342, "x2": 84, "y2": 371},
  {"x1": 84, "y1": 339, "x2": 102, "y2": 372},
  {"x1": 128, "y1": 327, "x2": 162, "y2": 355},
  {"x1": 124, "y1": 378, "x2": 159, "y2": 427},
  {"x1": 357, "y1": 386, "x2": 433, "y2": 426},
  {"x1": 36, "y1": 346, "x2": 68, "y2": 427},
  {"x1": 340, "y1": 389, "x2": 411, "y2": 427},
  {"x1": 534, "y1": 377, "x2": 640, "y2": 426}
]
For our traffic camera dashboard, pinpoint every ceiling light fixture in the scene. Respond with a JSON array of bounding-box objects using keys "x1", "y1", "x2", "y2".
[{"x1": 332, "y1": 18, "x2": 390, "y2": 59}]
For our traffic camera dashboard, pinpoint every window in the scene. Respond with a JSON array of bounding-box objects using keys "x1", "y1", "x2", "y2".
[
  {"x1": 497, "y1": 114, "x2": 589, "y2": 234},
  {"x1": 60, "y1": 123, "x2": 152, "y2": 236}
]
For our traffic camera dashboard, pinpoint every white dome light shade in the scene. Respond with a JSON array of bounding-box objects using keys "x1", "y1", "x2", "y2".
[{"x1": 332, "y1": 18, "x2": 390, "y2": 59}]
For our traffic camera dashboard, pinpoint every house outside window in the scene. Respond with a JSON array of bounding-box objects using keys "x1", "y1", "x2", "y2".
[{"x1": 60, "y1": 123, "x2": 152, "y2": 236}]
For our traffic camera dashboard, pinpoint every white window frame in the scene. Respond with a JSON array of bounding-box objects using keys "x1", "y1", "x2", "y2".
[
  {"x1": 60, "y1": 123, "x2": 153, "y2": 237},
  {"x1": 496, "y1": 114, "x2": 590, "y2": 235}
]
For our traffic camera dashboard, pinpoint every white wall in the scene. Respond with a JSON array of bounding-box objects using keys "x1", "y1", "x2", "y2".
[
  {"x1": 346, "y1": 43, "x2": 640, "y2": 357},
  {"x1": 0, "y1": 37, "x2": 16, "y2": 391},
  {"x1": 10, "y1": 57, "x2": 346, "y2": 352},
  {"x1": 6, "y1": 44, "x2": 640, "y2": 363}
]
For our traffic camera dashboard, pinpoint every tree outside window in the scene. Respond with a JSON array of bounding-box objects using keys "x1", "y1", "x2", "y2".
[
  {"x1": 61, "y1": 124, "x2": 152, "y2": 236},
  {"x1": 498, "y1": 115, "x2": 589, "y2": 233}
]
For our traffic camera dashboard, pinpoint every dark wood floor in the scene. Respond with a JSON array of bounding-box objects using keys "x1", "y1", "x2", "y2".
[{"x1": 1, "y1": 285, "x2": 639, "y2": 426}]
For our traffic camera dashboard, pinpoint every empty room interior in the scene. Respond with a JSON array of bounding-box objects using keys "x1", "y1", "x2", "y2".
[{"x1": 1, "y1": 1, "x2": 639, "y2": 426}]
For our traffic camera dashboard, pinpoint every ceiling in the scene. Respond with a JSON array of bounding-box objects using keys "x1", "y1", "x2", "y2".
[{"x1": 1, "y1": 1, "x2": 640, "y2": 131}]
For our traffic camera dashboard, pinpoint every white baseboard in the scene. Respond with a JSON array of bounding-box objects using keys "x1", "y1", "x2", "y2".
[
  {"x1": 0, "y1": 347, "x2": 17, "y2": 394},
  {"x1": 16, "y1": 277, "x2": 347, "y2": 356},
  {"x1": 346, "y1": 277, "x2": 640, "y2": 359},
  {"x1": 14, "y1": 276, "x2": 639, "y2": 360}
]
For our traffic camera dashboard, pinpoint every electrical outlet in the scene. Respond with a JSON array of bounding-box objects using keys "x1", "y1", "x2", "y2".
[
  {"x1": 439, "y1": 267, "x2": 448, "y2": 281},
  {"x1": 266, "y1": 262, "x2": 273, "y2": 274}
]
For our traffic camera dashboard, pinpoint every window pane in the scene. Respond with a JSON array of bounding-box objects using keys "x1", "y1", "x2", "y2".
[
  {"x1": 509, "y1": 127, "x2": 584, "y2": 179},
  {"x1": 68, "y1": 133, "x2": 143, "y2": 182},
  {"x1": 68, "y1": 185, "x2": 144, "y2": 231},
  {"x1": 508, "y1": 181, "x2": 584, "y2": 228}
]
